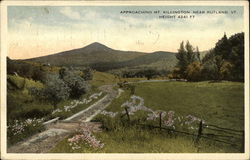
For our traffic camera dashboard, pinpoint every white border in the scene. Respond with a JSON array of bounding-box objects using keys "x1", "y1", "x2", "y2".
[{"x1": 1, "y1": 1, "x2": 249, "y2": 160}]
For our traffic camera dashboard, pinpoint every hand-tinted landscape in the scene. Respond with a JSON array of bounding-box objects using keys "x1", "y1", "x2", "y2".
[{"x1": 6, "y1": 5, "x2": 245, "y2": 154}]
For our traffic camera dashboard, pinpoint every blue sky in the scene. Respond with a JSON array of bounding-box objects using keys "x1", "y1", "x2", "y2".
[{"x1": 8, "y1": 6, "x2": 244, "y2": 59}]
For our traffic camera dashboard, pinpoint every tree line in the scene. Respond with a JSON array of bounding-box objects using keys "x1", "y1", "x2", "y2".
[
  {"x1": 120, "y1": 69, "x2": 169, "y2": 80},
  {"x1": 173, "y1": 32, "x2": 244, "y2": 82}
]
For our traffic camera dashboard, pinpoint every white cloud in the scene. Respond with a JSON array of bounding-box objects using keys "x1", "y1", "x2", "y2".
[{"x1": 59, "y1": 7, "x2": 81, "y2": 20}]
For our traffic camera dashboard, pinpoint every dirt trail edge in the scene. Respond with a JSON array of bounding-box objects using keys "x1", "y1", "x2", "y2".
[{"x1": 7, "y1": 84, "x2": 118, "y2": 153}]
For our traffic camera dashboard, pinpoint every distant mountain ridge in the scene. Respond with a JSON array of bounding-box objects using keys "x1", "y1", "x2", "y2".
[{"x1": 26, "y1": 42, "x2": 178, "y2": 71}]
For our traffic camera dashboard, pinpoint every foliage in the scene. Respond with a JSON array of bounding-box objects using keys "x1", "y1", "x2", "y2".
[
  {"x1": 176, "y1": 41, "x2": 200, "y2": 78},
  {"x1": 186, "y1": 62, "x2": 202, "y2": 81},
  {"x1": 201, "y1": 32, "x2": 244, "y2": 81},
  {"x1": 121, "y1": 69, "x2": 168, "y2": 79},
  {"x1": 81, "y1": 67, "x2": 93, "y2": 81},
  {"x1": 175, "y1": 32, "x2": 244, "y2": 81},
  {"x1": 7, "y1": 58, "x2": 47, "y2": 83},
  {"x1": 43, "y1": 74, "x2": 70, "y2": 108},
  {"x1": 59, "y1": 68, "x2": 90, "y2": 99},
  {"x1": 214, "y1": 33, "x2": 232, "y2": 60}
]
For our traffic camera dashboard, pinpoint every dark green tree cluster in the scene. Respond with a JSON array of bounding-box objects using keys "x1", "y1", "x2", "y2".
[
  {"x1": 174, "y1": 41, "x2": 201, "y2": 81},
  {"x1": 29, "y1": 68, "x2": 90, "y2": 108},
  {"x1": 174, "y1": 32, "x2": 244, "y2": 81},
  {"x1": 122, "y1": 69, "x2": 169, "y2": 80},
  {"x1": 81, "y1": 67, "x2": 93, "y2": 81},
  {"x1": 7, "y1": 58, "x2": 46, "y2": 82},
  {"x1": 202, "y1": 32, "x2": 244, "y2": 81},
  {"x1": 59, "y1": 67, "x2": 90, "y2": 99},
  {"x1": 43, "y1": 74, "x2": 70, "y2": 108}
]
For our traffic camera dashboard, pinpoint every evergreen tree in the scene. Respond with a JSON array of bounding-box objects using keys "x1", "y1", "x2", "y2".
[
  {"x1": 185, "y1": 41, "x2": 196, "y2": 64},
  {"x1": 196, "y1": 46, "x2": 201, "y2": 63},
  {"x1": 176, "y1": 41, "x2": 188, "y2": 77},
  {"x1": 228, "y1": 32, "x2": 244, "y2": 81},
  {"x1": 176, "y1": 41, "x2": 198, "y2": 78},
  {"x1": 214, "y1": 33, "x2": 231, "y2": 60}
]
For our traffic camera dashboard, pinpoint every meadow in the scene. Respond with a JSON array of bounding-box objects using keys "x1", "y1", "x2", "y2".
[{"x1": 50, "y1": 81, "x2": 244, "y2": 153}]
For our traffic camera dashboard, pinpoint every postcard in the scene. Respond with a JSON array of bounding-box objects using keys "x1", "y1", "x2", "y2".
[{"x1": 0, "y1": 1, "x2": 249, "y2": 160}]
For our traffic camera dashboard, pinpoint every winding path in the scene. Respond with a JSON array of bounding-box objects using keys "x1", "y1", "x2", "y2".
[{"x1": 7, "y1": 84, "x2": 118, "y2": 153}]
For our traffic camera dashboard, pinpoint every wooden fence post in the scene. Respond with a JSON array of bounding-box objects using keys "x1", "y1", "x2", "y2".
[
  {"x1": 125, "y1": 107, "x2": 130, "y2": 122},
  {"x1": 159, "y1": 112, "x2": 162, "y2": 130},
  {"x1": 196, "y1": 120, "x2": 203, "y2": 144}
]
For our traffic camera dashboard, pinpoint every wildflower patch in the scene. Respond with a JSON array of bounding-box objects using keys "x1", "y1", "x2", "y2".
[
  {"x1": 68, "y1": 123, "x2": 104, "y2": 150},
  {"x1": 100, "y1": 95, "x2": 206, "y2": 132}
]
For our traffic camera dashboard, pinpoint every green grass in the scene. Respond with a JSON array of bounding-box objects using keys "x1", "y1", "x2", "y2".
[
  {"x1": 101, "y1": 81, "x2": 244, "y2": 130},
  {"x1": 50, "y1": 125, "x2": 239, "y2": 153},
  {"x1": 90, "y1": 71, "x2": 118, "y2": 88},
  {"x1": 134, "y1": 81, "x2": 244, "y2": 130},
  {"x1": 50, "y1": 81, "x2": 244, "y2": 153}
]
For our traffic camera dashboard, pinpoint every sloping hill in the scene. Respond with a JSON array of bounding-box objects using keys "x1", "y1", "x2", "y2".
[
  {"x1": 28, "y1": 42, "x2": 147, "y2": 67},
  {"x1": 90, "y1": 51, "x2": 177, "y2": 71},
  {"x1": 26, "y1": 42, "x2": 177, "y2": 71}
]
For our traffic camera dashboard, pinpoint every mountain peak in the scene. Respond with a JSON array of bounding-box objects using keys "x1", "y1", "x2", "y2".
[{"x1": 83, "y1": 42, "x2": 111, "y2": 51}]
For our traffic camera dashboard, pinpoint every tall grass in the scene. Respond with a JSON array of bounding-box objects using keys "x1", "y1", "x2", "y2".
[{"x1": 51, "y1": 81, "x2": 244, "y2": 153}]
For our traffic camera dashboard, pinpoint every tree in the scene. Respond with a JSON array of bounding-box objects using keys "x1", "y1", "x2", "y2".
[
  {"x1": 220, "y1": 61, "x2": 233, "y2": 80},
  {"x1": 228, "y1": 32, "x2": 244, "y2": 81},
  {"x1": 60, "y1": 68, "x2": 90, "y2": 99},
  {"x1": 144, "y1": 69, "x2": 157, "y2": 80},
  {"x1": 214, "y1": 33, "x2": 231, "y2": 60},
  {"x1": 81, "y1": 67, "x2": 93, "y2": 81},
  {"x1": 64, "y1": 73, "x2": 89, "y2": 99},
  {"x1": 176, "y1": 41, "x2": 188, "y2": 77},
  {"x1": 201, "y1": 32, "x2": 244, "y2": 81},
  {"x1": 196, "y1": 46, "x2": 201, "y2": 63},
  {"x1": 43, "y1": 74, "x2": 70, "y2": 108},
  {"x1": 185, "y1": 41, "x2": 197, "y2": 64},
  {"x1": 31, "y1": 67, "x2": 46, "y2": 83},
  {"x1": 176, "y1": 41, "x2": 199, "y2": 79},
  {"x1": 59, "y1": 67, "x2": 67, "y2": 79},
  {"x1": 214, "y1": 55, "x2": 225, "y2": 80},
  {"x1": 186, "y1": 62, "x2": 202, "y2": 81}
]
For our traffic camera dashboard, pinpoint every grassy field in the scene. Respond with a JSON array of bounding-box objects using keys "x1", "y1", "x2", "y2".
[
  {"x1": 91, "y1": 71, "x2": 146, "y2": 88},
  {"x1": 50, "y1": 81, "x2": 244, "y2": 153},
  {"x1": 90, "y1": 71, "x2": 118, "y2": 88}
]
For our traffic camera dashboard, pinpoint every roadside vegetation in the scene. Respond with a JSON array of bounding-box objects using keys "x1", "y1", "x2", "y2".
[
  {"x1": 51, "y1": 81, "x2": 243, "y2": 153},
  {"x1": 6, "y1": 61, "x2": 102, "y2": 146}
]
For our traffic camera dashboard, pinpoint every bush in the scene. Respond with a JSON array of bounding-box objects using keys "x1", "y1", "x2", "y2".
[
  {"x1": 186, "y1": 62, "x2": 202, "y2": 81},
  {"x1": 63, "y1": 73, "x2": 90, "y2": 99},
  {"x1": 81, "y1": 67, "x2": 93, "y2": 81},
  {"x1": 43, "y1": 74, "x2": 70, "y2": 108},
  {"x1": 59, "y1": 68, "x2": 90, "y2": 99}
]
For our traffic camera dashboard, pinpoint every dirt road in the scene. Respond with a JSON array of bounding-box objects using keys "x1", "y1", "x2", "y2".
[{"x1": 7, "y1": 85, "x2": 118, "y2": 153}]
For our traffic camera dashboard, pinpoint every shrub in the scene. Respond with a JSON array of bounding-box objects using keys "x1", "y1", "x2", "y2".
[
  {"x1": 59, "y1": 68, "x2": 90, "y2": 99},
  {"x1": 186, "y1": 62, "x2": 202, "y2": 81},
  {"x1": 43, "y1": 74, "x2": 70, "y2": 108}
]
